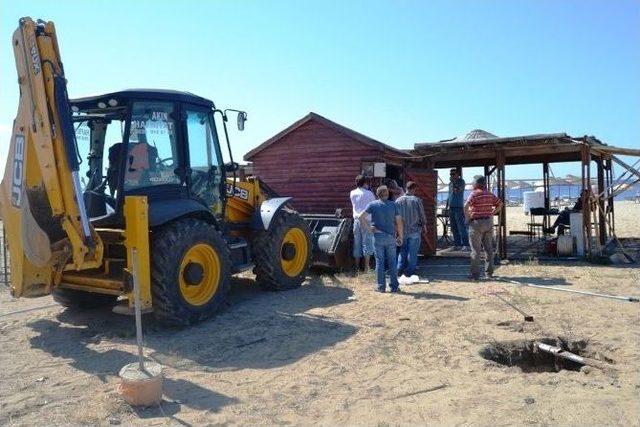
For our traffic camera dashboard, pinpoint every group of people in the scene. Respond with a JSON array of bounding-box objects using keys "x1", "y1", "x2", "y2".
[
  {"x1": 350, "y1": 171, "x2": 503, "y2": 291},
  {"x1": 446, "y1": 169, "x2": 504, "y2": 279},
  {"x1": 350, "y1": 175, "x2": 426, "y2": 292}
]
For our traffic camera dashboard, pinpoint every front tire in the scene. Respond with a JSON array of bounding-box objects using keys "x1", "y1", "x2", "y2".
[
  {"x1": 252, "y1": 210, "x2": 312, "y2": 291},
  {"x1": 151, "y1": 218, "x2": 231, "y2": 326}
]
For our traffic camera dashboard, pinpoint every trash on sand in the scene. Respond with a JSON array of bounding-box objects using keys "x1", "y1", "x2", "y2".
[{"x1": 399, "y1": 275, "x2": 429, "y2": 285}]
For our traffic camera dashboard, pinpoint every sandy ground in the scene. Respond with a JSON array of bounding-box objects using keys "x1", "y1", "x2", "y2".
[{"x1": 0, "y1": 204, "x2": 639, "y2": 426}]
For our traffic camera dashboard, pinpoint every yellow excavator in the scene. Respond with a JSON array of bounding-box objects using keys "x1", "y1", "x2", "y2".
[{"x1": 0, "y1": 17, "x2": 312, "y2": 325}]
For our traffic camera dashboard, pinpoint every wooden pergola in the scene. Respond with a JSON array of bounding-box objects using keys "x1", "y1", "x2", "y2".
[{"x1": 411, "y1": 133, "x2": 640, "y2": 259}]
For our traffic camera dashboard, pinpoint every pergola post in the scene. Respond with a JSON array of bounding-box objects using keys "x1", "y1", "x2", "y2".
[
  {"x1": 484, "y1": 165, "x2": 491, "y2": 192},
  {"x1": 496, "y1": 151, "x2": 507, "y2": 259},
  {"x1": 604, "y1": 157, "x2": 615, "y2": 236},
  {"x1": 596, "y1": 156, "x2": 606, "y2": 245},
  {"x1": 542, "y1": 162, "x2": 550, "y2": 230},
  {"x1": 581, "y1": 144, "x2": 592, "y2": 257}
]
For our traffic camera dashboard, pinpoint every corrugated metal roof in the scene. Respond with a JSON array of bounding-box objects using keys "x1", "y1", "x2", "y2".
[{"x1": 415, "y1": 132, "x2": 572, "y2": 150}]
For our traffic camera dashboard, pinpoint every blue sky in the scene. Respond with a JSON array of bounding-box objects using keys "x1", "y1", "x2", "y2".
[{"x1": 1, "y1": 0, "x2": 638, "y2": 180}]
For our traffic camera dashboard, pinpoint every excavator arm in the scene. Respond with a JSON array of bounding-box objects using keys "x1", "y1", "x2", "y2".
[{"x1": 0, "y1": 18, "x2": 103, "y2": 297}]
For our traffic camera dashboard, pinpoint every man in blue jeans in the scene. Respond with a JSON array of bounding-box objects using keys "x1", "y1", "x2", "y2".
[
  {"x1": 360, "y1": 185, "x2": 404, "y2": 293},
  {"x1": 395, "y1": 181, "x2": 427, "y2": 277},
  {"x1": 448, "y1": 168, "x2": 469, "y2": 250}
]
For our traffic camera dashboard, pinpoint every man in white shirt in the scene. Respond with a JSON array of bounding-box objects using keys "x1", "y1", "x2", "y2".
[{"x1": 350, "y1": 175, "x2": 376, "y2": 272}]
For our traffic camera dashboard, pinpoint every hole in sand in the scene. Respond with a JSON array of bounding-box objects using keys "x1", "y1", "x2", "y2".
[{"x1": 480, "y1": 337, "x2": 596, "y2": 373}]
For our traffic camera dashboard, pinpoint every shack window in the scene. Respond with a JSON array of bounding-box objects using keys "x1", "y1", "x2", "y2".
[{"x1": 361, "y1": 162, "x2": 374, "y2": 177}]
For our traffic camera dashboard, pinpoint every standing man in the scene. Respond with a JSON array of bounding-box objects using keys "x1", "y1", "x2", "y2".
[
  {"x1": 350, "y1": 175, "x2": 376, "y2": 272},
  {"x1": 360, "y1": 186, "x2": 404, "y2": 292},
  {"x1": 386, "y1": 179, "x2": 405, "y2": 201},
  {"x1": 464, "y1": 175, "x2": 503, "y2": 281},
  {"x1": 448, "y1": 168, "x2": 469, "y2": 251},
  {"x1": 396, "y1": 181, "x2": 427, "y2": 278}
]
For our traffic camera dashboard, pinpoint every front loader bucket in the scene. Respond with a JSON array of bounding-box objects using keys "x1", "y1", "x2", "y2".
[{"x1": 302, "y1": 214, "x2": 353, "y2": 271}]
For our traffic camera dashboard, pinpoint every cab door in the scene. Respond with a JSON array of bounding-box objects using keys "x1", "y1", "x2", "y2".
[{"x1": 184, "y1": 107, "x2": 224, "y2": 214}]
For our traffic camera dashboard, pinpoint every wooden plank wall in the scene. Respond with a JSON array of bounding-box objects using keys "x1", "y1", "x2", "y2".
[{"x1": 250, "y1": 121, "x2": 383, "y2": 215}]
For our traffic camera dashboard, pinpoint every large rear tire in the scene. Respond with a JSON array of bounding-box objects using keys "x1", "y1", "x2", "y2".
[
  {"x1": 252, "y1": 210, "x2": 312, "y2": 291},
  {"x1": 52, "y1": 288, "x2": 118, "y2": 309},
  {"x1": 151, "y1": 218, "x2": 231, "y2": 326}
]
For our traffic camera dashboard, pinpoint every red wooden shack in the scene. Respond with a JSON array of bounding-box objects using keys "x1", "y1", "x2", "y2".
[{"x1": 244, "y1": 112, "x2": 438, "y2": 255}]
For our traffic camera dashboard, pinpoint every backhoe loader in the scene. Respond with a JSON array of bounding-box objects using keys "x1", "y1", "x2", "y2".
[{"x1": 0, "y1": 17, "x2": 312, "y2": 325}]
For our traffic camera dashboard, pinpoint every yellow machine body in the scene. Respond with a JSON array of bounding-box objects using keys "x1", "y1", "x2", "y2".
[
  {"x1": 0, "y1": 18, "x2": 103, "y2": 298},
  {"x1": 224, "y1": 177, "x2": 266, "y2": 224},
  {"x1": 0, "y1": 18, "x2": 312, "y2": 324}
]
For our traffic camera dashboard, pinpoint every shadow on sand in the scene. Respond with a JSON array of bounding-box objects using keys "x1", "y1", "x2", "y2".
[
  {"x1": 26, "y1": 275, "x2": 357, "y2": 420},
  {"x1": 403, "y1": 291, "x2": 469, "y2": 301}
]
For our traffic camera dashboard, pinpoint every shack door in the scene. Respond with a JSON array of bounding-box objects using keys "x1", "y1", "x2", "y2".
[{"x1": 404, "y1": 168, "x2": 438, "y2": 256}]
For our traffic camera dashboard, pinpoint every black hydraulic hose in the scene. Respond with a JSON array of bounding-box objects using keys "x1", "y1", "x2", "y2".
[
  {"x1": 53, "y1": 73, "x2": 94, "y2": 247},
  {"x1": 53, "y1": 74, "x2": 80, "y2": 172}
]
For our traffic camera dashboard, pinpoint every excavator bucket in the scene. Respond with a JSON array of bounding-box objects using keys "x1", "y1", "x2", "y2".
[{"x1": 0, "y1": 18, "x2": 103, "y2": 297}]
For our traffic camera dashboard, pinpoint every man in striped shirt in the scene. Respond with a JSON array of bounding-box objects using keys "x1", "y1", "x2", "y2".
[{"x1": 464, "y1": 175, "x2": 503, "y2": 280}]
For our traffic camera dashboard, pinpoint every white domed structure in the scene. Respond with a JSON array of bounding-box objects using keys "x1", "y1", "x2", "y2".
[{"x1": 448, "y1": 129, "x2": 498, "y2": 143}]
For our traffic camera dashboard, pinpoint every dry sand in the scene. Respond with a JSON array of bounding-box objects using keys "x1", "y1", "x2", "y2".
[{"x1": 0, "y1": 203, "x2": 639, "y2": 426}]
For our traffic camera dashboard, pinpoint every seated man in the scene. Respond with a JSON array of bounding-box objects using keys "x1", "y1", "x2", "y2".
[
  {"x1": 107, "y1": 141, "x2": 159, "y2": 193},
  {"x1": 546, "y1": 196, "x2": 583, "y2": 235}
]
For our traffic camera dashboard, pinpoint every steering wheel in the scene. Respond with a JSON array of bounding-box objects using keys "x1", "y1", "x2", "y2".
[{"x1": 156, "y1": 157, "x2": 173, "y2": 168}]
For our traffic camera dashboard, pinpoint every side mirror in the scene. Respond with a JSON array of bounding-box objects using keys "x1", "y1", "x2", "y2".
[
  {"x1": 237, "y1": 112, "x2": 247, "y2": 131},
  {"x1": 224, "y1": 162, "x2": 239, "y2": 173}
]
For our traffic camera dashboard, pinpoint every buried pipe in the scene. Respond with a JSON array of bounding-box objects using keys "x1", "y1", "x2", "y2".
[
  {"x1": 534, "y1": 342, "x2": 613, "y2": 372},
  {"x1": 496, "y1": 277, "x2": 639, "y2": 303}
]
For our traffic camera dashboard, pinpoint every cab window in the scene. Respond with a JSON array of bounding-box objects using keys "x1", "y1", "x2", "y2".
[
  {"x1": 74, "y1": 121, "x2": 91, "y2": 189},
  {"x1": 186, "y1": 109, "x2": 223, "y2": 209},
  {"x1": 124, "y1": 102, "x2": 181, "y2": 191}
]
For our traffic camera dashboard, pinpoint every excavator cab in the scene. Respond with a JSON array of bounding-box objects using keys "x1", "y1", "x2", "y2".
[
  {"x1": 71, "y1": 90, "x2": 226, "y2": 228},
  {"x1": 1, "y1": 18, "x2": 312, "y2": 326}
]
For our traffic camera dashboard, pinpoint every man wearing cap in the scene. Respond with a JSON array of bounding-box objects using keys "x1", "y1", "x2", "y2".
[
  {"x1": 395, "y1": 181, "x2": 428, "y2": 278},
  {"x1": 448, "y1": 168, "x2": 469, "y2": 251},
  {"x1": 464, "y1": 175, "x2": 503, "y2": 280}
]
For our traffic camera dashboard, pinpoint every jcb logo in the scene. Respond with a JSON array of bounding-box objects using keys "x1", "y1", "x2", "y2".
[
  {"x1": 226, "y1": 183, "x2": 249, "y2": 201},
  {"x1": 29, "y1": 37, "x2": 41, "y2": 75},
  {"x1": 11, "y1": 135, "x2": 25, "y2": 208}
]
